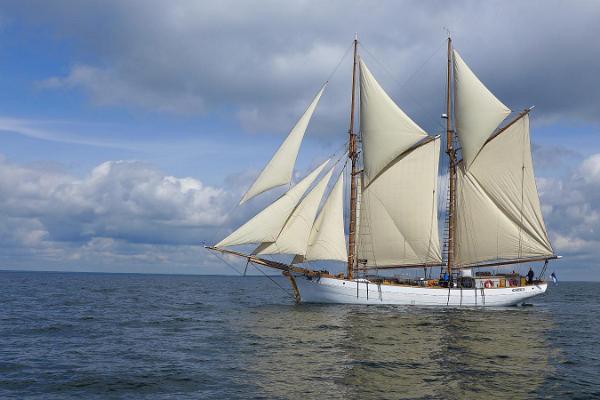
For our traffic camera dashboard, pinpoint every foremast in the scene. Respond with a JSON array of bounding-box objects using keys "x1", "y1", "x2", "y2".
[
  {"x1": 347, "y1": 35, "x2": 359, "y2": 280},
  {"x1": 445, "y1": 37, "x2": 457, "y2": 275}
]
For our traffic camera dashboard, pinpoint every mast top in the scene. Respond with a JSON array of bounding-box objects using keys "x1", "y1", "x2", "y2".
[{"x1": 444, "y1": 27, "x2": 451, "y2": 40}]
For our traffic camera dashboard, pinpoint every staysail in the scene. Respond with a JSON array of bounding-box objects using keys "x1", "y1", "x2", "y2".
[
  {"x1": 216, "y1": 160, "x2": 329, "y2": 247},
  {"x1": 455, "y1": 114, "x2": 553, "y2": 266},
  {"x1": 255, "y1": 168, "x2": 334, "y2": 256},
  {"x1": 359, "y1": 59, "x2": 427, "y2": 183},
  {"x1": 239, "y1": 85, "x2": 327, "y2": 204},
  {"x1": 357, "y1": 137, "x2": 442, "y2": 267},
  {"x1": 453, "y1": 50, "x2": 511, "y2": 168},
  {"x1": 301, "y1": 173, "x2": 347, "y2": 262}
]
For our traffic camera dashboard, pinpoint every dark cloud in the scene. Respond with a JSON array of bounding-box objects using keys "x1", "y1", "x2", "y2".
[{"x1": 4, "y1": 0, "x2": 598, "y2": 137}]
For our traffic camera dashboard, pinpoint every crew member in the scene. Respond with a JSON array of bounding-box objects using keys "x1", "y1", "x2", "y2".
[{"x1": 527, "y1": 267, "x2": 534, "y2": 284}]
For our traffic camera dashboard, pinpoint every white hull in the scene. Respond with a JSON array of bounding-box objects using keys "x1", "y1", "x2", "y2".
[{"x1": 295, "y1": 276, "x2": 547, "y2": 307}]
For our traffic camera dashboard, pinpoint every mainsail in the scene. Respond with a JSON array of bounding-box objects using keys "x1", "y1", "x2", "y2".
[
  {"x1": 453, "y1": 50, "x2": 511, "y2": 169},
  {"x1": 359, "y1": 59, "x2": 427, "y2": 183},
  {"x1": 216, "y1": 159, "x2": 329, "y2": 247},
  {"x1": 357, "y1": 60, "x2": 442, "y2": 267},
  {"x1": 357, "y1": 137, "x2": 442, "y2": 267},
  {"x1": 255, "y1": 168, "x2": 334, "y2": 256},
  {"x1": 240, "y1": 85, "x2": 327, "y2": 204},
  {"x1": 455, "y1": 114, "x2": 553, "y2": 266}
]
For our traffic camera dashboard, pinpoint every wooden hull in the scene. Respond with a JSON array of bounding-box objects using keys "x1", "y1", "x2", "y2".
[{"x1": 295, "y1": 276, "x2": 547, "y2": 306}]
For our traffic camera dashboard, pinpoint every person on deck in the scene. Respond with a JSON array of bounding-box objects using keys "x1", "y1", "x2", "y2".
[{"x1": 527, "y1": 267, "x2": 534, "y2": 284}]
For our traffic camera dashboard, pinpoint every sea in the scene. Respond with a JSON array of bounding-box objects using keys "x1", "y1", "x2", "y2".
[{"x1": 0, "y1": 271, "x2": 598, "y2": 400}]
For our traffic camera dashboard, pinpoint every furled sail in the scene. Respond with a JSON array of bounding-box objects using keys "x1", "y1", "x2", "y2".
[
  {"x1": 453, "y1": 50, "x2": 511, "y2": 168},
  {"x1": 455, "y1": 115, "x2": 553, "y2": 266},
  {"x1": 359, "y1": 59, "x2": 427, "y2": 182},
  {"x1": 239, "y1": 85, "x2": 327, "y2": 204},
  {"x1": 300, "y1": 173, "x2": 347, "y2": 262},
  {"x1": 255, "y1": 168, "x2": 334, "y2": 256},
  {"x1": 357, "y1": 137, "x2": 442, "y2": 267},
  {"x1": 216, "y1": 160, "x2": 329, "y2": 247}
]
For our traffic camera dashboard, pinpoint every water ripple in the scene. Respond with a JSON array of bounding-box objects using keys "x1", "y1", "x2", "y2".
[{"x1": 0, "y1": 272, "x2": 598, "y2": 399}]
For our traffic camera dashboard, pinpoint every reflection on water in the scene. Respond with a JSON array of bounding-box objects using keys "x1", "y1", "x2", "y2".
[{"x1": 242, "y1": 305, "x2": 556, "y2": 400}]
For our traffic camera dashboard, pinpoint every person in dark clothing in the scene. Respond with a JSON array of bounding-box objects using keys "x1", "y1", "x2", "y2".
[{"x1": 527, "y1": 267, "x2": 534, "y2": 284}]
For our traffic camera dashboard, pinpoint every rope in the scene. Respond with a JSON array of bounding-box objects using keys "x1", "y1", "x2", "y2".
[
  {"x1": 210, "y1": 251, "x2": 244, "y2": 276},
  {"x1": 250, "y1": 263, "x2": 297, "y2": 301},
  {"x1": 208, "y1": 248, "x2": 296, "y2": 300},
  {"x1": 517, "y1": 130, "x2": 526, "y2": 260},
  {"x1": 324, "y1": 40, "x2": 355, "y2": 84}
]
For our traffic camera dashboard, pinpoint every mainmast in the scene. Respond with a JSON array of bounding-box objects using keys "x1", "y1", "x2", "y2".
[
  {"x1": 347, "y1": 35, "x2": 359, "y2": 280},
  {"x1": 446, "y1": 37, "x2": 457, "y2": 275}
]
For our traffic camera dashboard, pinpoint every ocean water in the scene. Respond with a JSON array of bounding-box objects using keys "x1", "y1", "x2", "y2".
[{"x1": 0, "y1": 271, "x2": 598, "y2": 400}]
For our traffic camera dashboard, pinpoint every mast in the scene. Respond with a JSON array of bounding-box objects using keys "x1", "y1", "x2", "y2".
[
  {"x1": 446, "y1": 36, "x2": 457, "y2": 275},
  {"x1": 347, "y1": 35, "x2": 359, "y2": 280}
]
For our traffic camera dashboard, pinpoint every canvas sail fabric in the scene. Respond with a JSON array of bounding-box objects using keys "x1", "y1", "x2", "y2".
[
  {"x1": 301, "y1": 173, "x2": 348, "y2": 262},
  {"x1": 357, "y1": 138, "x2": 442, "y2": 267},
  {"x1": 216, "y1": 160, "x2": 329, "y2": 248},
  {"x1": 255, "y1": 168, "x2": 334, "y2": 256},
  {"x1": 239, "y1": 85, "x2": 327, "y2": 204},
  {"x1": 455, "y1": 115, "x2": 553, "y2": 266},
  {"x1": 359, "y1": 59, "x2": 427, "y2": 183},
  {"x1": 453, "y1": 50, "x2": 511, "y2": 169}
]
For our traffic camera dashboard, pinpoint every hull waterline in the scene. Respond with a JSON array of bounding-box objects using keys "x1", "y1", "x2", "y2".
[{"x1": 295, "y1": 276, "x2": 547, "y2": 307}]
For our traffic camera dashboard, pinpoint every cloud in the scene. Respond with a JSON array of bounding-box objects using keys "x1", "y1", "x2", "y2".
[
  {"x1": 38, "y1": 65, "x2": 207, "y2": 115},
  {"x1": 0, "y1": 116, "x2": 140, "y2": 149},
  {"x1": 5, "y1": 0, "x2": 597, "y2": 137},
  {"x1": 539, "y1": 153, "x2": 600, "y2": 277},
  {"x1": 0, "y1": 156, "x2": 237, "y2": 271}
]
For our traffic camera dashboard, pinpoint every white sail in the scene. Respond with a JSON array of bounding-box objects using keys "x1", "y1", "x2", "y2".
[
  {"x1": 453, "y1": 50, "x2": 511, "y2": 168},
  {"x1": 240, "y1": 85, "x2": 327, "y2": 204},
  {"x1": 303, "y1": 173, "x2": 347, "y2": 262},
  {"x1": 256, "y1": 168, "x2": 334, "y2": 256},
  {"x1": 357, "y1": 138, "x2": 442, "y2": 267},
  {"x1": 359, "y1": 59, "x2": 427, "y2": 182},
  {"x1": 455, "y1": 115, "x2": 553, "y2": 266},
  {"x1": 216, "y1": 160, "x2": 329, "y2": 247}
]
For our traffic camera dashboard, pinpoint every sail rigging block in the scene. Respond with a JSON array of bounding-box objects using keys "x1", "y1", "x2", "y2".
[
  {"x1": 453, "y1": 50, "x2": 511, "y2": 169},
  {"x1": 455, "y1": 115, "x2": 553, "y2": 266},
  {"x1": 240, "y1": 84, "x2": 327, "y2": 204},
  {"x1": 359, "y1": 60, "x2": 427, "y2": 183},
  {"x1": 357, "y1": 137, "x2": 442, "y2": 267},
  {"x1": 216, "y1": 160, "x2": 329, "y2": 248},
  {"x1": 255, "y1": 168, "x2": 334, "y2": 256}
]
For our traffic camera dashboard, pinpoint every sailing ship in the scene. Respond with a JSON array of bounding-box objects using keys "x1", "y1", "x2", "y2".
[{"x1": 206, "y1": 36, "x2": 560, "y2": 306}]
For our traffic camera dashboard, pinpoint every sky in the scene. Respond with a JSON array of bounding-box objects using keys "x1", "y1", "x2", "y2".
[{"x1": 0, "y1": 1, "x2": 599, "y2": 279}]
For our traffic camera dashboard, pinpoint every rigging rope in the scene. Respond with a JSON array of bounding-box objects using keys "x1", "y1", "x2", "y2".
[
  {"x1": 208, "y1": 248, "x2": 296, "y2": 300},
  {"x1": 250, "y1": 263, "x2": 297, "y2": 301}
]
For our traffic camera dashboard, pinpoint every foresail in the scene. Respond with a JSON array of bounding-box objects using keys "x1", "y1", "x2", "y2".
[
  {"x1": 357, "y1": 138, "x2": 442, "y2": 267},
  {"x1": 453, "y1": 50, "x2": 511, "y2": 169},
  {"x1": 216, "y1": 160, "x2": 329, "y2": 247},
  {"x1": 256, "y1": 168, "x2": 334, "y2": 256},
  {"x1": 455, "y1": 115, "x2": 553, "y2": 266},
  {"x1": 302, "y1": 173, "x2": 347, "y2": 262},
  {"x1": 359, "y1": 59, "x2": 427, "y2": 183},
  {"x1": 240, "y1": 84, "x2": 327, "y2": 204}
]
